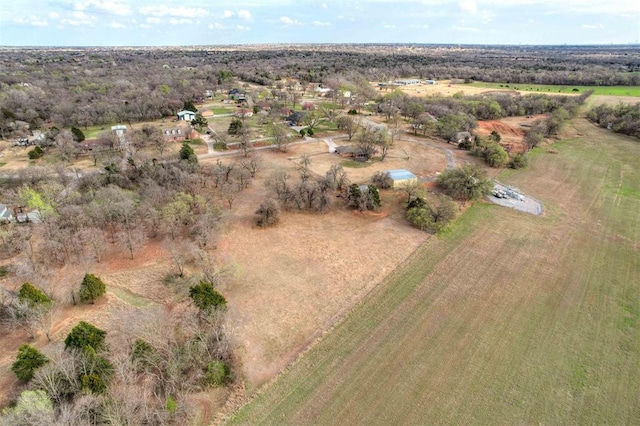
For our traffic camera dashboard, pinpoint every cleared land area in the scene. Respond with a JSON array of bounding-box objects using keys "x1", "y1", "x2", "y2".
[
  {"x1": 466, "y1": 82, "x2": 640, "y2": 97},
  {"x1": 229, "y1": 119, "x2": 640, "y2": 424}
]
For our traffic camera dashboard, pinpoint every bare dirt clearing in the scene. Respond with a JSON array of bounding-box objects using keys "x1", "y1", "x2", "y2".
[
  {"x1": 476, "y1": 114, "x2": 547, "y2": 153},
  {"x1": 382, "y1": 80, "x2": 580, "y2": 98}
]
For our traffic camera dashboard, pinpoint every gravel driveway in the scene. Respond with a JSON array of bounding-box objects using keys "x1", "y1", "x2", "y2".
[{"x1": 486, "y1": 182, "x2": 543, "y2": 215}]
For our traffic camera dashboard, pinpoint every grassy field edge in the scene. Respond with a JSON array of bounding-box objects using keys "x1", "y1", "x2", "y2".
[{"x1": 227, "y1": 204, "x2": 490, "y2": 424}]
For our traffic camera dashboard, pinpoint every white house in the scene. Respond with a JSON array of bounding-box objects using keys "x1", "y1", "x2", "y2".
[
  {"x1": 177, "y1": 110, "x2": 196, "y2": 121},
  {"x1": 0, "y1": 204, "x2": 13, "y2": 223}
]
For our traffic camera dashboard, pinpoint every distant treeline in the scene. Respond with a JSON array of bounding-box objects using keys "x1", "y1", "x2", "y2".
[
  {"x1": 587, "y1": 103, "x2": 640, "y2": 139},
  {"x1": 0, "y1": 45, "x2": 636, "y2": 136}
]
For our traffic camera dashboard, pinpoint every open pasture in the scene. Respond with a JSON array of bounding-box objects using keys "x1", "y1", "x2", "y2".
[
  {"x1": 229, "y1": 118, "x2": 640, "y2": 424},
  {"x1": 466, "y1": 81, "x2": 640, "y2": 97}
]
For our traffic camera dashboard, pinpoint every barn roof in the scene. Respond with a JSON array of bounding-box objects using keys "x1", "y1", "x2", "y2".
[{"x1": 386, "y1": 169, "x2": 417, "y2": 180}]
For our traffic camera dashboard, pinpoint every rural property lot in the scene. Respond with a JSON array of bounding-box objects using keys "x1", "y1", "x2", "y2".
[{"x1": 229, "y1": 119, "x2": 640, "y2": 424}]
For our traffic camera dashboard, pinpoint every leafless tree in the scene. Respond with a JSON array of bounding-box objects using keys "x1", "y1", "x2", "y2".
[
  {"x1": 164, "y1": 238, "x2": 197, "y2": 278},
  {"x1": 325, "y1": 164, "x2": 350, "y2": 190},
  {"x1": 336, "y1": 115, "x2": 360, "y2": 141},
  {"x1": 240, "y1": 155, "x2": 262, "y2": 178},
  {"x1": 77, "y1": 227, "x2": 108, "y2": 263},
  {"x1": 267, "y1": 122, "x2": 293, "y2": 152},
  {"x1": 299, "y1": 154, "x2": 313, "y2": 182}
]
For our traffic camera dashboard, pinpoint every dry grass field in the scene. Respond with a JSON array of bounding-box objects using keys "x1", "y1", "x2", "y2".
[{"x1": 228, "y1": 118, "x2": 640, "y2": 424}]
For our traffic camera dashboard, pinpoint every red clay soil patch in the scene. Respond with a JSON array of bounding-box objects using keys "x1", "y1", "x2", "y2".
[{"x1": 476, "y1": 115, "x2": 547, "y2": 154}]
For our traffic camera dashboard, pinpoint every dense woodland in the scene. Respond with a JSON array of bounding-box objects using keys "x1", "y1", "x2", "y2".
[
  {"x1": 587, "y1": 102, "x2": 640, "y2": 138},
  {"x1": 1, "y1": 44, "x2": 638, "y2": 137}
]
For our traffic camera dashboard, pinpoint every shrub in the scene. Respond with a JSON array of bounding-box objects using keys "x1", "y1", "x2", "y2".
[
  {"x1": 179, "y1": 142, "x2": 197, "y2": 163},
  {"x1": 372, "y1": 171, "x2": 393, "y2": 189},
  {"x1": 437, "y1": 164, "x2": 491, "y2": 201},
  {"x1": 64, "y1": 321, "x2": 107, "y2": 352},
  {"x1": 71, "y1": 127, "x2": 85, "y2": 142},
  {"x1": 78, "y1": 273, "x2": 106, "y2": 304},
  {"x1": 508, "y1": 153, "x2": 529, "y2": 169},
  {"x1": 166, "y1": 396, "x2": 178, "y2": 414},
  {"x1": 483, "y1": 142, "x2": 509, "y2": 167},
  {"x1": 189, "y1": 281, "x2": 227, "y2": 314},
  {"x1": 406, "y1": 194, "x2": 457, "y2": 233},
  {"x1": 18, "y1": 282, "x2": 51, "y2": 307},
  {"x1": 227, "y1": 117, "x2": 243, "y2": 135},
  {"x1": 12, "y1": 344, "x2": 49, "y2": 382},
  {"x1": 407, "y1": 207, "x2": 437, "y2": 232},
  {"x1": 255, "y1": 198, "x2": 280, "y2": 228},
  {"x1": 203, "y1": 360, "x2": 231, "y2": 387},
  {"x1": 28, "y1": 145, "x2": 44, "y2": 159},
  {"x1": 347, "y1": 109, "x2": 358, "y2": 115}
]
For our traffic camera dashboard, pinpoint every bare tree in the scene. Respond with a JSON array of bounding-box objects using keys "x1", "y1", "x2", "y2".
[
  {"x1": 255, "y1": 198, "x2": 281, "y2": 227},
  {"x1": 164, "y1": 238, "x2": 197, "y2": 277},
  {"x1": 325, "y1": 164, "x2": 350, "y2": 190},
  {"x1": 267, "y1": 122, "x2": 293, "y2": 152},
  {"x1": 240, "y1": 155, "x2": 262, "y2": 178},
  {"x1": 299, "y1": 154, "x2": 313, "y2": 182},
  {"x1": 336, "y1": 115, "x2": 360, "y2": 141}
]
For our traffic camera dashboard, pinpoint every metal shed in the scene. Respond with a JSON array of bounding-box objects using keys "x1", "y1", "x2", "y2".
[{"x1": 386, "y1": 169, "x2": 418, "y2": 188}]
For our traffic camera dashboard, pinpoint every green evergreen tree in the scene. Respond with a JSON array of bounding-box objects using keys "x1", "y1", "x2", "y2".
[
  {"x1": 78, "y1": 273, "x2": 106, "y2": 304},
  {"x1": 227, "y1": 117, "x2": 244, "y2": 135},
  {"x1": 18, "y1": 282, "x2": 51, "y2": 307},
  {"x1": 11, "y1": 344, "x2": 49, "y2": 382},
  {"x1": 71, "y1": 126, "x2": 85, "y2": 142},
  {"x1": 183, "y1": 100, "x2": 198, "y2": 113},
  {"x1": 191, "y1": 113, "x2": 208, "y2": 129},
  {"x1": 179, "y1": 141, "x2": 197, "y2": 163},
  {"x1": 28, "y1": 145, "x2": 44, "y2": 159},
  {"x1": 64, "y1": 321, "x2": 107, "y2": 352},
  {"x1": 189, "y1": 281, "x2": 227, "y2": 314}
]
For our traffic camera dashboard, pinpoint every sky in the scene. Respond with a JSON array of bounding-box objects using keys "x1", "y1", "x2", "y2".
[{"x1": 0, "y1": 0, "x2": 639, "y2": 46}]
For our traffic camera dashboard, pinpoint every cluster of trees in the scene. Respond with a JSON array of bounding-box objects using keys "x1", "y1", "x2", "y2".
[
  {"x1": 520, "y1": 92, "x2": 591, "y2": 150},
  {"x1": 2, "y1": 285, "x2": 231, "y2": 424},
  {"x1": 347, "y1": 184, "x2": 381, "y2": 212},
  {"x1": 436, "y1": 164, "x2": 492, "y2": 201},
  {"x1": 375, "y1": 90, "x2": 593, "y2": 143},
  {"x1": 265, "y1": 157, "x2": 349, "y2": 215},
  {"x1": 406, "y1": 194, "x2": 458, "y2": 233},
  {"x1": 1, "y1": 281, "x2": 53, "y2": 341},
  {"x1": 587, "y1": 102, "x2": 640, "y2": 139},
  {"x1": 0, "y1": 144, "x2": 263, "y2": 273}
]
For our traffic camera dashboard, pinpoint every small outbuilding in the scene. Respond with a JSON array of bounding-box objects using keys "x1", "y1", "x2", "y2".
[
  {"x1": 0, "y1": 204, "x2": 13, "y2": 224},
  {"x1": 177, "y1": 110, "x2": 196, "y2": 121},
  {"x1": 386, "y1": 169, "x2": 418, "y2": 188}
]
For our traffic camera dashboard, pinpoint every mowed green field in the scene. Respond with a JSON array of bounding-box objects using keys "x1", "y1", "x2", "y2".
[
  {"x1": 229, "y1": 119, "x2": 640, "y2": 425},
  {"x1": 466, "y1": 81, "x2": 640, "y2": 97}
]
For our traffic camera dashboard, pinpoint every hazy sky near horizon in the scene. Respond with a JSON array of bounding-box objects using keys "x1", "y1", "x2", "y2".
[{"x1": 1, "y1": 0, "x2": 639, "y2": 46}]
